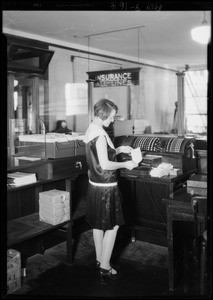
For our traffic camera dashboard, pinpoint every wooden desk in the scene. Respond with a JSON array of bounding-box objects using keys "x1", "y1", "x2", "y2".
[
  {"x1": 119, "y1": 170, "x2": 196, "y2": 246},
  {"x1": 162, "y1": 188, "x2": 207, "y2": 292}
]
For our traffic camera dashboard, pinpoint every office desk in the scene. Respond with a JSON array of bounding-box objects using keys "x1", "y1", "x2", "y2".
[
  {"x1": 119, "y1": 170, "x2": 196, "y2": 246},
  {"x1": 162, "y1": 188, "x2": 207, "y2": 292}
]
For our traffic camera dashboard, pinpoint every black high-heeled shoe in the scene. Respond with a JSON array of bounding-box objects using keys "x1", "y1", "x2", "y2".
[
  {"x1": 96, "y1": 260, "x2": 101, "y2": 270},
  {"x1": 99, "y1": 267, "x2": 118, "y2": 281}
]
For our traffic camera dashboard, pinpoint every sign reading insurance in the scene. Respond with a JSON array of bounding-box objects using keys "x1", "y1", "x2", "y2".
[{"x1": 87, "y1": 68, "x2": 140, "y2": 87}]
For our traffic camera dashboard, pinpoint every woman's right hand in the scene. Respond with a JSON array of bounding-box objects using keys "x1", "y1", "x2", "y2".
[{"x1": 124, "y1": 160, "x2": 138, "y2": 170}]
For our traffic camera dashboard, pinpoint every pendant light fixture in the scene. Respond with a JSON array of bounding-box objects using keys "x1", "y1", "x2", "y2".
[{"x1": 191, "y1": 11, "x2": 210, "y2": 44}]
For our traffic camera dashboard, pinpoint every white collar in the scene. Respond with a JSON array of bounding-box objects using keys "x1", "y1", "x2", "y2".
[{"x1": 83, "y1": 123, "x2": 115, "y2": 149}]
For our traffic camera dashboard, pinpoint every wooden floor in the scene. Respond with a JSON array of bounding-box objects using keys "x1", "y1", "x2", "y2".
[
  {"x1": 5, "y1": 223, "x2": 210, "y2": 298},
  {"x1": 7, "y1": 229, "x2": 170, "y2": 297},
  {"x1": 4, "y1": 197, "x2": 210, "y2": 298}
]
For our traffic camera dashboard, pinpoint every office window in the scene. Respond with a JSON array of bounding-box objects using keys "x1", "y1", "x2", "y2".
[
  {"x1": 65, "y1": 83, "x2": 88, "y2": 115},
  {"x1": 185, "y1": 70, "x2": 208, "y2": 135}
]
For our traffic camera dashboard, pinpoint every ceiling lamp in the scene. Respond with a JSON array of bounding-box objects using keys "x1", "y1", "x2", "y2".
[{"x1": 191, "y1": 12, "x2": 210, "y2": 44}]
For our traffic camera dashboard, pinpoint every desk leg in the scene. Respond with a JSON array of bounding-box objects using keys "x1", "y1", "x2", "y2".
[
  {"x1": 200, "y1": 238, "x2": 207, "y2": 295},
  {"x1": 168, "y1": 240, "x2": 175, "y2": 292},
  {"x1": 35, "y1": 185, "x2": 43, "y2": 212},
  {"x1": 130, "y1": 181, "x2": 136, "y2": 242},
  {"x1": 66, "y1": 223, "x2": 72, "y2": 264},
  {"x1": 167, "y1": 206, "x2": 175, "y2": 292},
  {"x1": 65, "y1": 178, "x2": 73, "y2": 264},
  {"x1": 21, "y1": 255, "x2": 27, "y2": 278}
]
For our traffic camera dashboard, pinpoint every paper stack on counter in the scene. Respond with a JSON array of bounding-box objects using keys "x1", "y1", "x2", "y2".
[
  {"x1": 131, "y1": 147, "x2": 143, "y2": 163},
  {"x1": 17, "y1": 156, "x2": 41, "y2": 162},
  {"x1": 150, "y1": 163, "x2": 173, "y2": 178},
  {"x1": 7, "y1": 172, "x2": 37, "y2": 187}
]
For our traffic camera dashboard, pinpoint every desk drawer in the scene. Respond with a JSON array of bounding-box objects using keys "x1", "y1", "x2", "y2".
[{"x1": 51, "y1": 156, "x2": 87, "y2": 179}]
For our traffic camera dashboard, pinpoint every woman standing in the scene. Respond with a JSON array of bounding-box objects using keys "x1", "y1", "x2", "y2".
[{"x1": 83, "y1": 98, "x2": 138, "y2": 282}]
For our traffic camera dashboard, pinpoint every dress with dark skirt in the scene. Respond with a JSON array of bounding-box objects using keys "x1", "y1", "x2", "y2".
[{"x1": 84, "y1": 128, "x2": 124, "y2": 231}]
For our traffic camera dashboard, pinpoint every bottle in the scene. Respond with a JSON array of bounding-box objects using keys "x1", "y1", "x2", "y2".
[{"x1": 190, "y1": 143, "x2": 196, "y2": 159}]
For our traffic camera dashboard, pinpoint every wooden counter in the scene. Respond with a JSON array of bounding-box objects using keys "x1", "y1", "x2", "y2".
[
  {"x1": 7, "y1": 155, "x2": 87, "y2": 219},
  {"x1": 8, "y1": 155, "x2": 87, "y2": 180},
  {"x1": 7, "y1": 155, "x2": 88, "y2": 266}
]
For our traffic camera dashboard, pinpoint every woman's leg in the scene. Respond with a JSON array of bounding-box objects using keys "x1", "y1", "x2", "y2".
[
  {"x1": 100, "y1": 225, "x2": 119, "y2": 273},
  {"x1": 93, "y1": 229, "x2": 104, "y2": 263}
]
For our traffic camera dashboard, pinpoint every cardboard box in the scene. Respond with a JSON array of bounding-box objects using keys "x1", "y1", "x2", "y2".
[
  {"x1": 187, "y1": 187, "x2": 207, "y2": 197},
  {"x1": 46, "y1": 141, "x2": 75, "y2": 158},
  {"x1": 17, "y1": 135, "x2": 85, "y2": 159},
  {"x1": 7, "y1": 249, "x2": 21, "y2": 294},
  {"x1": 114, "y1": 120, "x2": 134, "y2": 136},
  {"x1": 39, "y1": 189, "x2": 70, "y2": 225},
  {"x1": 187, "y1": 175, "x2": 207, "y2": 196},
  {"x1": 168, "y1": 168, "x2": 181, "y2": 176},
  {"x1": 187, "y1": 175, "x2": 207, "y2": 188},
  {"x1": 74, "y1": 139, "x2": 86, "y2": 156},
  {"x1": 196, "y1": 150, "x2": 207, "y2": 175}
]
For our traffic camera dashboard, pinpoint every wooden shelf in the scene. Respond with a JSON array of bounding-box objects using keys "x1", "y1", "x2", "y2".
[{"x1": 7, "y1": 213, "x2": 71, "y2": 247}]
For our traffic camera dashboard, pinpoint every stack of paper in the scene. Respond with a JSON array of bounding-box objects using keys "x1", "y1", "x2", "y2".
[
  {"x1": 131, "y1": 147, "x2": 143, "y2": 163},
  {"x1": 150, "y1": 163, "x2": 173, "y2": 178},
  {"x1": 7, "y1": 172, "x2": 37, "y2": 187},
  {"x1": 17, "y1": 156, "x2": 41, "y2": 162},
  {"x1": 19, "y1": 133, "x2": 85, "y2": 143},
  {"x1": 142, "y1": 155, "x2": 162, "y2": 168}
]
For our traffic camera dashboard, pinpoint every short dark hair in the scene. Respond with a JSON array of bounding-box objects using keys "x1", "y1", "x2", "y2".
[{"x1": 94, "y1": 98, "x2": 118, "y2": 120}]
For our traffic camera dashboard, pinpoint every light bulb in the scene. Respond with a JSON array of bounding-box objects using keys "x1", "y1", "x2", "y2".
[
  {"x1": 191, "y1": 15, "x2": 211, "y2": 45},
  {"x1": 191, "y1": 24, "x2": 210, "y2": 44}
]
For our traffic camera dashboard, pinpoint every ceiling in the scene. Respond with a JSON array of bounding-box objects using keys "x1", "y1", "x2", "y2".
[{"x1": 2, "y1": 10, "x2": 211, "y2": 69}]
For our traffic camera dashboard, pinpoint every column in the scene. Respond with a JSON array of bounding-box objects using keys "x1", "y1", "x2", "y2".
[
  {"x1": 176, "y1": 71, "x2": 186, "y2": 136},
  {"x1": 87, "y1": 80, "x2": 94, "y2": 125},
  {"x1": 7, "y1": 73, "x2": 15, "y2": 156},
  {"x1": 30, "y1": 75, "x2": 40, "y2": 133}
]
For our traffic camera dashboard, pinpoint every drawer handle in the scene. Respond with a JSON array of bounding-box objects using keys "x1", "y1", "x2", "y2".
[{"x1": 75, "y1": 161, "x2": 82, "y2": 169}]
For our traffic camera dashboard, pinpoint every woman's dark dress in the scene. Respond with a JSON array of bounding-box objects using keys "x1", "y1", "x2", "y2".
[{"x1": 85, "y1": 134, "x2": 124, "y2": 231}]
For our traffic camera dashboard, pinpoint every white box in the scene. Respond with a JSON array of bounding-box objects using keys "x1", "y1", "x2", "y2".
[
  {"x1": 187, "y1": 187, "x2": 207, "y2": 197},
  {"x1": 39, "y1": 189, "x2": 70, "y2": 225},
  {"x1": 168, "y1": 168, "x2": 181, "y2": 176},
  {"x1": 114, "y1": 120, "x2": 134, "y2": 136},
  {"x1": 133, "y1": 119, "x2": 150, "y2": 134},
  {"x1": 7, "y1": 249, "x2": 21, "y2": 294}
]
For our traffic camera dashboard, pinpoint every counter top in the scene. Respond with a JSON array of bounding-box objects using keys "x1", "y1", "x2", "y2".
[
  {"x1": 7, "y1": 155, "x2": 87, "y2": 182},
  {"x1": 119, "y1": 168, "x2": 197, "y2": 184},
  {"x1": 7, "y1": 156, "x2": 47, "y2": 170}
]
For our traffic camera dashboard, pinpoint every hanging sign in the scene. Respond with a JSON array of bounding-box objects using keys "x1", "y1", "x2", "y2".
[{"x1": 87, "y1": 68, "x2": 140, "y2": 87}]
